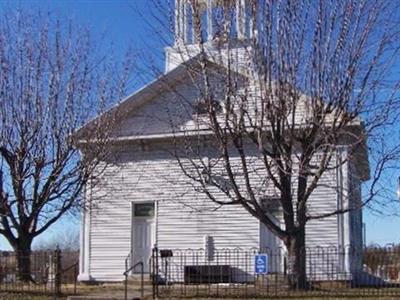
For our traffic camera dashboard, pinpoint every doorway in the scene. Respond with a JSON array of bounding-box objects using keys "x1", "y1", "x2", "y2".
[{"x1": 132, "y1": 202, "x2": 155, "y2": 273}]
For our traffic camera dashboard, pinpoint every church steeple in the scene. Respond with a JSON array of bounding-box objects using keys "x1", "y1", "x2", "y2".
[
  {"x1": 165, "y1": 0, "x2": 254, "y2": 72},
  {"x1": 174, "y1": 0, "x2": 252, "y2": 46}
]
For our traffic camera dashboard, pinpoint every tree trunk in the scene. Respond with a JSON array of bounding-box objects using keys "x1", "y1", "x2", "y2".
[
  {"x1": 286, "y1": 226, "x2": 308, "y2": 290},
  {"x1": 14, "y1": 239, "x2": 34, "y2": 282}
]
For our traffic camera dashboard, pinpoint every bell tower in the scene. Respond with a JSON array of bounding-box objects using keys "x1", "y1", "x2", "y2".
[{"x1": 165, "y1": 0, "x2": 254, "y2": 72}]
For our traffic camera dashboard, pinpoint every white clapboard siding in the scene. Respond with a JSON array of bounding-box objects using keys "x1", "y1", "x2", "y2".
[
  {"x1": 87, "y1": 145, "x2": 262, "y2": 281},
  {"x1": 83, "y1": 141, "x2": 356, "y2": 282},
  {"x1": 110, "y1": 62, "x2": 318, "y2": 142},
  {"x1": 165, "y1": 44, "x2": 254, "y2": 73},
  {"x1": 112, "y1": 74, "x2": 227, "y2": 138},
  {"x1": 81, "y1": 66, "x2": 361, "y2": 282}
]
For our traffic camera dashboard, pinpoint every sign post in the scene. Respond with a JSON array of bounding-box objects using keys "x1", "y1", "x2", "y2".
[{"x1": 254, "y1": 254, "x2": 268, "y2": 274}]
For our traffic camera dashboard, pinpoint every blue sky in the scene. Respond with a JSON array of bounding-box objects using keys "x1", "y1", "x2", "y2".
[{"x1": 0, "y1": 0, "x2": 399, "y2": 250}]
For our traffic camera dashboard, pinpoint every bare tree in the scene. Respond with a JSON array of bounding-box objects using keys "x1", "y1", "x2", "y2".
[
  {"x1": 0, "y1": 10, "x2": 134, "y2": 281},
  {"x1": 33, "y1": 226, "x2": 80, "y2": 251},
  {"x1": 140, "y1": 0, "x2": 400, "y2": 289}
]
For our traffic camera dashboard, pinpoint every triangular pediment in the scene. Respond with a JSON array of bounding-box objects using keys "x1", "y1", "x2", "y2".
[
  {"x1": 74, "y1": 55, "x2": 369, "y2": 181},
  {"x1": 112, "y1": 76, "x2": 218, "y2": 139},
  {"x1": 74, "y1": 55, "x2": 239, "y2": 142}
]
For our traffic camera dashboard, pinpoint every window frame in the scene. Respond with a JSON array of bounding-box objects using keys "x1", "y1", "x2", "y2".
[
  {"x1": 133, "y1": 202, "x2": 155, "y2": 218},
  {"x1": 260, "y1": 196, "x2": 281, "y2": 215}
]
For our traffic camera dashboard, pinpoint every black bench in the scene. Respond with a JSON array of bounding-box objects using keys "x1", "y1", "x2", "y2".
[{"x1": 184, "y1": 265, "x2": 231, "y2": 284}]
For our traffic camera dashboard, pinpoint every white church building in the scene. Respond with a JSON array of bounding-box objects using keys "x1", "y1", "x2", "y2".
[{"x1": 77, "y1": 0, "x2": 367, "y2": 283}]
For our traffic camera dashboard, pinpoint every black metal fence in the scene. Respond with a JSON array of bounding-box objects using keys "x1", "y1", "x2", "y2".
[
  {"x1": 4, "y1": 246, "x2": 400, "y2": 298},
  {"x1": 0, "y1": 249, "x2": 79, "y2": 296},
  {"x1": 151, "y1": 245, "x2": 400, "y2": 298}
]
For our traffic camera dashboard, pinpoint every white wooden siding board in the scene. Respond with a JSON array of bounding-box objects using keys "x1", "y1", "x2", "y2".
[
  {"x1": 112, "y1": 76, "x2": 346, "y2": 144},
  {"x1": 80, "y1": 54, "x2": 362, "y2": 281},
  {"x1": 86, "y1": 142, "x2": 350, "y2": 281},
  {"x1": 303, "y1": 157, "x2": 342, "y2": 277},
  {"x1": 88, "y1": 147, "x2": 262, "y2": 281}
]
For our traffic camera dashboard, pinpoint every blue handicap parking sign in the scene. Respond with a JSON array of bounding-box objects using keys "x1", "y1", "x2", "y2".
[{"x1": 254, "y1": 254, "x2": 268, "y2": 274}]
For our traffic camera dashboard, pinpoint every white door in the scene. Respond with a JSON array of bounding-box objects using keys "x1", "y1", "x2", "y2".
[
  {"x1": 132, "y1": 202, "x2": 155, "y2": 273},
  {"x1": 260, "y1": 215, "x2": 283, "y2": 273}
]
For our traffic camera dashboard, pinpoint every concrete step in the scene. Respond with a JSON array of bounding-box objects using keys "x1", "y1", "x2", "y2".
[{"x1": 126, "y1": 274, "x2": 152, "y2": 283}]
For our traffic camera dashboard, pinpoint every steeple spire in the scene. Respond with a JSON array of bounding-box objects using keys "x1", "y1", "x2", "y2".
[
  {"x1": 165, "y1": 0, "x2": 255, "y2": 72},
  {"x1": 174, "y1": 0, "x2": 251, "y2": 46}
]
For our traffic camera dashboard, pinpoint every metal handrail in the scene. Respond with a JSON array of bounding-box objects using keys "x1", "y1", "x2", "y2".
[
  {"x1": 59, "y1": 261, "x2": 79, "y2": 275},
  {"x1": 123, "y1": 258, "x2": 144, "y2": 300},
  {"x1": 51, "y1": 259, "x2": 79, "y2": 300}
]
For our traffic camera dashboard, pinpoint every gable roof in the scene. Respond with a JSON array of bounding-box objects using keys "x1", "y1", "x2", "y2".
[
  {"x1": 74, "y1": 54, "x2": 369, "y2": 181},
  {"x1": 73, "y1": 54, "x2": 239, "y2": 142}
]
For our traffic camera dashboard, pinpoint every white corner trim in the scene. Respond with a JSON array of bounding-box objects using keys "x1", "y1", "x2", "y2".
[
  {"x1": 79, "y1": 187, "x2": 91, "y2": 280},
  {"x1": 77, "y1": 273, "x2": 92, "y2": 282}
]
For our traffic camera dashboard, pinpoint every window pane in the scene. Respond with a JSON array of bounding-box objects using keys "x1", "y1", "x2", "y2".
[
  {"x1": 134, "y1": 203, "x2": 154, "y2": 217},
  {"x1": 261, "y1": 197, "x2": 280, "y2": 214}
]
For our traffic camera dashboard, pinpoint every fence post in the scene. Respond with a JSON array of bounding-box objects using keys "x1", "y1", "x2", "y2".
[
  {"x1": 53, "y1": 247, "x2": 62, "y2": 298},
  {"x1": 152, "y1": 247, "x2": 158, "y2": 299},
  {"x1": 152, "y1": 247, "x2": 155, "y2": 299},
  {"x1": 74, "y1": 262, "x2": 78, "y2": 295},
  {"x1": 141, "y1": 262, "x2": 144, "y2": 300},
  {"x1": 124, "y1": 257, "x2": 128, "y2": 300}
]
